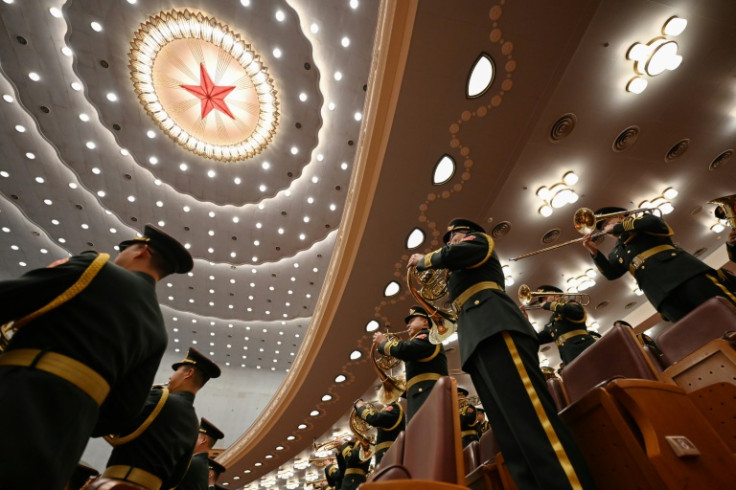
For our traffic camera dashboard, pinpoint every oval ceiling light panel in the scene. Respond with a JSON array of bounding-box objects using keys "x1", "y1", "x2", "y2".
[
  {"x1": 406, "y1": 227, "x2": 425, "y2": 249},
  {"x1": 466, "y1": 53, "x2": 494, "y2": 98},
  {"x1": 432, "y1": 154, "x2": 455, "y2": 185},
  {"x1": 129, "y1": 9, "x2": 280, "y2": 162},
  {"x1": 384, "y1": 281, "x2": 400, "y2": 297},
  {"x1": 365, "y1": 320, "x2": 380, "y2": 332}
]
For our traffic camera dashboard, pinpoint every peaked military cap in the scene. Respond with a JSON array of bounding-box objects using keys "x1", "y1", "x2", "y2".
[
  {"x1": 443, "y1": 218, "x2": 485, "y2": 244},
  {"x1": 118, "y1": 223, "x2": 193, "y2": 274},
  {"x1": 208, "y1": 457, "x2": 226, "y2": 476},
  {"x1": 476, "y1": 406, "x2": 485, "y2": 413},
  {"x1": 199, "y1": 417, "x2": 225, "y2": 441},
  {"x1": 404, "y1": 305, "x2": 431, "y2": 324},
  {"x1": 593, "y1": 207, "x2": 627, "y2": 230},
  {"x1": 457, "y1": 386, "x2": 470, "y2": 397},
  {"x1": 172, "y1": 347, "x2": 221, "y2": 380}
]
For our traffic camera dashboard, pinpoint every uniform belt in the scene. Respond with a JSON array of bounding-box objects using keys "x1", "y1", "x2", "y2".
[
  {"x1": 345, "y1": 468, "x2": 367, "y2": 476},
  {"x1": 102, "y1": 465, "x2": 162, "y2": 490},
  {"x1": 629, "y1": 245, "x2": 676, "y2": 274},
  {"x1": 375, "y1": 441, "x2": 394, "y2": 452},
  {"x1": 0, "y1": 349, "x2": 109, "y2": 406},
  {"x1": 452, "y1": 281, "x2": 504, "y2": 311},
  {"x1": 555, "y1": 329, "x2": 590, "y2": 347},
  {"x1": 462, "y1": 430, "x2": 479, "y2": 438},
  {"x1": 406, "y1": 372, "x2": 442, "y2": 391}
]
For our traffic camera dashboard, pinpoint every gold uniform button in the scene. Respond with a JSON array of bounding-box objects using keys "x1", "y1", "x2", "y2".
[
  {"x1": 418, "y1": 388, "x2": 423, "y2": 393},
  {"x1": 474, "y1": 300, "x2": 480, "y2": 305}
]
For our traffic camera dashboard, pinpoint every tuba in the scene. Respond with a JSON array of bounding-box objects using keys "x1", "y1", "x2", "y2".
[
  {"x1": 709, "y1": 194, "x2": 736, "y2": 228},
  {"x1": 406, "y1": 268, "x2": 458, "y2": 344},
  {"x1": 371, "y1": 335, "x2": 407, "y2": 404}
]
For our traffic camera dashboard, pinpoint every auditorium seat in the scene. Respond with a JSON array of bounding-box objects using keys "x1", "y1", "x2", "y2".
[
  {"x1": 463, "y1": 440, "x2": 480, "y2": 474},
  {"x1": 363, "y1": 376, "x2": 466, "y2": 489},
  {"x1": 465, "y1": 429, "x2": 505, "y2": 490},
  {"x1": 561, "y1": 323, "x2": 665, "y2": 404},
  {"x1": 86, "y1": 478, "x2": 146, "y2": 489},
  {"x1": 687, "y1": 382, "x2": 736, "y2": 453},
  {"x1": 546, "y1": 376, "x2": 568, "y2": 411},
  {"x1": 657, "y1": 297, "x2": 736, "y2": 366},
  {"x1": 369, "y1": 431, "x2": 409, "y2": 480}
]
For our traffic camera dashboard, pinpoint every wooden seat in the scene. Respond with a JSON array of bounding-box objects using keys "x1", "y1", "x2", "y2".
[
  {"x1": 561, "y1": 323, "x2": 664, "y2": 405},
  {"x1": 546, "y1": 376, "x2": 568, "y2": 411},
  {"x1": 369, "y1": 431, "x2": 409, "y2": 481},
  {"x1": 657, "y1": 296, "x2": 736, "y2": 366},
  {"x1": 463, "y1": 440, "x2": 480, "y2": 474},
  {"x1": 465, "y1": 429, "x2": 504, "y2": 490},
  {"x1": 363, "y1": 376, "x2": 466, "y2": 490},
  {"x1": 687, "y1": 382, "x2": 736, "y2": 453}
]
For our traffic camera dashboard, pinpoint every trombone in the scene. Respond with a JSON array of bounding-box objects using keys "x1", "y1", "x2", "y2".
[
  {"x1": 517, "y1": 284, "x2": 590, "y2": 308},
  {"x1": 510, "y1": 206, "x2": 657, "y2": 261}
]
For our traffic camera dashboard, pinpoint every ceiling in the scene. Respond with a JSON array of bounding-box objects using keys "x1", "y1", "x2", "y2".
[{"x1": 2, "y1": 0, "x2": 736, "y2": 489}]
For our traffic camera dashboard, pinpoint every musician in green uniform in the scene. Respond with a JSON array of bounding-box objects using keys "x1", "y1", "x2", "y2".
[
  {"x1": 324, "y1": 463, "x2": 340, "y2": 490},
  {"x1": 102, "y1": 348, "x2": 221, "y2": 489},
  {"x1": 207, "y1": 458, "x2": 226, "y2": 489},
  {"x1": 583, "y1": 207, "x2": 736, "y2": 322},
  {"x1": 475, "y1": 407, "x2": 490, "y2": 438},
  {"x1": 338, "y1": 439, "x2": 372, "y2": 490},
  {"x1": 458, "y1": 387, "x2": 480, "y2": 447},
  {"x1": 0, "y1": 224, "x2": 192, "y2": 490},
  {"x1": 408, "y1": 218, "x2": 595, "y2": 490},
  {"x1": 354, "y1": 398, "x2": 405, "y2": 465},
  {"x1": 533, "y1": 285, "x2": 598, "y2": 365},
  {"x1": 372, "y1": 305, "x2": 449, "y2": 422},
  {"x1": 727, "y1": 228, "x2": 736, "y2": 262},
  {"x1": 178, "y1": 417, "x2": 225, "y2": 490}
]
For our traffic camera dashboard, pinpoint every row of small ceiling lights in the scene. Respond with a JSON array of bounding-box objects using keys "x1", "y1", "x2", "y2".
[{"x1": 10, "y1": 1, "x2": 353, "y2": 256}]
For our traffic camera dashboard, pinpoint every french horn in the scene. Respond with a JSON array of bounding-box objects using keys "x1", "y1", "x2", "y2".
[
  {"x1": 370, "y1": 338, "x2": 406, "y2": 404},
  {"x1": 349, "y1": 406, "x2": 376, "y2": 462},
  {"x1": 406, "y1": 268, "x2": 458, "y2": 344}
]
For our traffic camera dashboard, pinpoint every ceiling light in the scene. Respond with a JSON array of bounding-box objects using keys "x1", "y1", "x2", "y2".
[
  {"x1": 15, "y1": 124, "x2": 25, "y2": 133},
  {"x1": 68, "y1": 183, "x2": 77, "y2": 189},
  {"x1": 61, "y1": 46, "x2": 72, "y2": 56},
  {"x1": 90, "y1": 21, "x2": 103, "y2": 32},
  {"x1": 662, "y1": 187, "x2": 678, "y2": 199},
  {"x1": 354, "y1": 112, "x2": 362, "y2": 121},
  {"x1": 349, "y1": 350, "x2": 362, "y2": 360},
  {"x1": 120, "y1": 149, "x2": 129, "y2": 156},
  {"x1": 79, "y1": 113, "x2": 90, "y2": 122},
  {"x1": 467, "y1": 53, "x2": 494, "y2": 98},
  {"x1": 329, "y1": 203, "x2": 337, "y2": 211},
  {"x1": 70, "y1": 82, "x2": 82, "y2": 91},
  {"x1": 25, "y1": 152, "x2": 35, "y2": 160},
  {"x1": 645, "y1": 40, "x2": 682, "y2": 76},
  {"x1": 275, "y1": 10, "x2": 285, "y2": 22},
  {"x1": 49, "y1": 6, "x2": 62, "y2": 17},
  {"x1": 149, "y1": 157, "x2": 158, "y2": 165},
  {"x1": 328, "y1": 102, "x2": 336, "y2": 110},
  {"x1": 240, "y1": 0, "x2": 250, "y2": 6},
  {"x1": 298, "y1": 92, "x2": 307, "y2": 102},
  {"x1": 207, "y1": 170, "x2": 216, "y2": 178},
  {"x1": 562, "y1": 171, "x2": 578, "y2": 186},
  {"x1": 433, "y1": 155, "x2": 455, "y2": 185},
  {"x1": 626, "y1": 76, "x2": 648, "y2": 94},
  {"x1": 234, "y1": 177, "x2": 242, "y2": 184},
  {"x1": 91, "y1": 167, "x2": 101, "y2": 174},
  {"x1": 272, "y1": 48, "x2": 282, "y2": 58},
  {"x1": 538, "y1": 204, "x2": 553, "y2": 217},
  {"x1": 146, "y1": 130, "x2": 156, "y2": 138},
  {"x1": 106, "y1": 92, "x2": 118, "y2": 102},
  {"x1": 309, "y1": 410, "x2": 320, "y2": 416},
  {"x1": 365, "y1": 320, "x2": 379, "y2": 333},
  {"x1": 311, "y1": 176, "x2": 319, "y2": 183},
  {"x1": 350, "y1": 0, "x2": 359, "y2": 8},
  {"x1": 297, "y1": 423, "x2": 307, "y2": 430},
  {"x1": 2, "y1": 94, "x2": 13, "y2": 103},
  {"x1": 406, "y1": 228, "x2": 425, "y2": 249},
  {"x1": 711, "y1": 223, "x2": 726, "y2": 233},
  {"x1": 384, "y1": 281, "x2": 400, "y2": 296},
  {"x1": 662, "y1": 16, "x2": 687, "y2": 36},
  {"x1": 127, "y1": 195, "x2": 136, "y2": 202},
  {"x1": 334, "y1": 71, "x2": 343, "y2": 81},
  {"x1": 341, "y1": 37, "x2": 350, "y2": 47},
  {"x1": 85, "y1": 141, "x2": 96, "y2": 149},
  {"x1": 179, "y1": 163, "x2": 188, "y2": 171},
  {"x1": 341, "y1": 162, "x2": 348, "y2": 170},
  {"x1": 43, "y1": 199, "x2": 52, "y2": 205},
  {"x1": 28, "y1": 72, "x2": 40, "y2": 81}
]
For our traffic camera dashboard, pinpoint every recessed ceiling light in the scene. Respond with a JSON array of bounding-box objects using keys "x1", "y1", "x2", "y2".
[
  {"x1": 70, "y1": 82, "x2": 82, "y2": 91},
  {"x1": 148, "y1": 156, "x2": 158, "y2": 165},
  {"x1": 14, "y1": 125, "x2": 25, "y2": 133},
  {"x1": 298, "y1": 92, "x2": 307, "y2": 102},
  {"x1": 275, "y1": 10, "x2": 285, "y2": 22},
  {"x1": 335, "y1": 374, "x2": 346, "y2": 383},
  {"x1": 384, "y1": 281, "x2": 400, "y2": 296},
  {"x1": 155, "y1": 201, "x2": 163, "y2": 207},
  {"x1": 406, "y1": 227, "x2": 425, "y2": 249},
  {"x1": 287, "y1": 435, "x2": 296, "y2": 441},
  {"x1": 341, "y1": 162, "x2": 349, "y2": 170},
  {"x1": 256, "y1": 222, "x2": 262, "y2": 229},
  {"x1": 127, "y1": 0, "x2": 137, "y2": 4},
  {"x1": 309, "y1": 410, "x2": 320, "y2": 416},
  {"x1": 0, "y1": 171, "x2": 9, "y2": 178},
  {"x1": 43, "y1": 199, "x2": 52, "y2": 205},
  {"x1": 85, "y1": 141, "x2": 96, "y2": 149},
  {"x1": 120, "y1": 149, "x2": 129, "y2": 156},
  {"x1": 146, "y1": 130, "x2": 156, "y2": 138},
  {"x1": 349, "y1": 350, "x2": 362, "y2": 360},
  {"x1": 290, "y1": 146, "x2": 298, "y2": 155},
  {"x1": 25, "y1": 152, "x2": 35, "y2": 160},
  {"x1": 81, "y1": 223, "x2": 89, "y2": 230},
  {"x1": 92, "y1": 167, "x2": 101, "y2": 174},
  {"x1": 329, "y1": 203, "x2": 337, "y2": 211},
  {"x1": 127, "y1": 195, "x2": 136, "y2": 202},
  {"x1": 90, "y1": 21, "x2": 103, "y2": 32},
  {"x1": 467, "y1": 53, "x2": 495, "y2": 98},
  {"x1": 433, "y1": 154, "x2": 456, "y2": 185},
  {"x1": 61, "y1": 46, "x2": 73, "y2": 57},
  {"x1": 183, "y1": 206, "x2": 190, "y2": 212},
  {"x1": 272, "y1": 48, "x2": 282, "y2": 58},
  {"x1": 234, "y1": 177, "x2": 242, "y2": 184},
  {"x1": 68, "y1": 182, "x2": 77, "y2": 189},
  {"x1": 2, "y1": 94, "x2": 13, "y2": 103},
  {"x1": 310, "y1": 23, "x2": 319, "y2": 33},
  {"x1": 106, "y1": 92, "x2": 118, "y2": 102},
  {"x1": 311, "y1": 176, "x2": 319, "y2": 183},
  {"x1": 334, "y1": 71, "x2": 343, "y2": 81},
  {"x1": 35, "y1": 177, "x2": 45, "y2": 184},
  {"x1": 179, "y1": 163, "x2": 188, "y2": 171},
  {"x1": 328, "y1": 102, "x2": 336, "y2": 111},
  {"x1": 28, "y1": 72, "x2": 40, "y2": 82},
  {"x1": 49, "y1": 7, "x2": 62, "y2": 18},
  {"x1": 240, "y1": 0, "x2": 250, "y2": 6},
  {"x1": 341, "y1": 37, "x2": 350, "y2": 48},
  {"x1": 299, "y1": 234, "x2": 306, "y2": 240},
  {"x1": 79, "y1": 113, "x2": 90, "y2": 122},
  {"x1": 207, "y1": 170, "x2": 216, "y2": 178},
  {"x1": 350, "y1": 0, "x2": 359, "y2": 9}
]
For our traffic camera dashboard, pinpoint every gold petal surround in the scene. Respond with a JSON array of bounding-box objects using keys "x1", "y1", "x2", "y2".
[{"x1": 129, "y1": 9, "x2": 280, "y2": 162}]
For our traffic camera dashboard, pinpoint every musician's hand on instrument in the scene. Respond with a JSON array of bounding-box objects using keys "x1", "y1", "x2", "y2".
[
  {"x1": 407, "y1": 253, "x2": 423, "y2": 268},
  {"x1": 372, "y1": 332, "x2": 387, "y2": 345},
  {"x1": 582, "y1": 233, "x2": 598, "y2": 255},
  {"x1": 728, "y1": 228, "x2": 736, "y2": 246},
  {"x1": 355, "y1": 399, "x2": 365, "y2": 408}
]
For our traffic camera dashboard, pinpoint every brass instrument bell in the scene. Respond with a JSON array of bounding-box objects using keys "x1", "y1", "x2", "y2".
[{"x1": 710, "y1": 193, "x2": 736, "y2": 228}]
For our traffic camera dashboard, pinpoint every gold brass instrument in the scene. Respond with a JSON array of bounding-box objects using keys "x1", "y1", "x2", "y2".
[
  {"x1": 349, "y1": 406, "x2": 376, "y2": 462},
  {"x1": 312, "y1": 437, "x2": 346, "y2": 454},
  {"x1": 541, "y1": 366, "x2": 558, "y2": 380},
  {"x1": 370, "y1": 337, "x2": 406, "y2": 405},
  {"x1": 517, "y1": 284, "x2": 590, "y2": 309},
  {"x1": 458, "y1": 394, "x2": 481, "y2": 410},
  {"x1": 710, "y1": 193, "x2": 736, "y2": 228},
  {"x1": 406, "y1": 268, "x2": 458, "y2": 344},
  {"x1": 511, "y1": 206, "x2": 659, "y2": 261},
  {"x1": 308, "y1": 457, "x2": 335, "y2": 468},
  {"x1": 0, "y1": 321, "x2": 15, "y2": 353}
]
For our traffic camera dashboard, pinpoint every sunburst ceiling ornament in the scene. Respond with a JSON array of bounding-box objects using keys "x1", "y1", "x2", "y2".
[{"x1": 129, "y1": 9, "x2": 280, "y2": 162}]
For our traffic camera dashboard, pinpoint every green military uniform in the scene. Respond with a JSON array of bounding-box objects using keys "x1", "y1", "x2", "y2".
[
  {"x1": 339, "y1": 440, "x2": 371, "y2": 490},
  {"x1": 534, "y1": 286, "x2": 597, "y2": 365},
  {"x1": 378, "y1": 306, "x2": 449, "y2": 422},
  {"x1": 104, "y1": 349, "x2": 221, "y2": 490},
  {"x1": 475, "y1": 407, "x2": 490, "y2": 439},
  {"x1": 590, "y1": 209, "x2": 736, "y2": 322},
  {"x1": 325, "y1": 463, "x2": 340, "y2": 489},
  {"x1": 416, "y1": 218, "x2": 596, "y2": 490},
  {"x1": 207, "y1": 457, "x2": 226, "y2": 489},
  {"x1": 179, "y1": 418, "x2": 225, "y2": 490},
  {"x1": 458, "y1": 388, "x2": 479, "y2": 447},
  {"x1": 355, "y1": 400, "x2": 405, "y2": 465},
  {"x1": 0, "y1": 250, "x2": 169, "y2": 490}
]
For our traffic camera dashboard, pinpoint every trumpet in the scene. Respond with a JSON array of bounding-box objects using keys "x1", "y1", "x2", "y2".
[
  {"x1": 510, "y1": 206, "x2": 658, "y2": 261},
  {"x1": 308, "y1": 456, "x2": 335, "y2": 468},
  {"x1": 517, "y1": 284, "x2": 590, "y2": 308},
  {"x1": 313, "y1": 437, "x2": 347, "y2": 454}
]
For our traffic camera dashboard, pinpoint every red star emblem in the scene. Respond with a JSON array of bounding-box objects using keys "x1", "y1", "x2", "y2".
[{"x1": 180, "y1": 63, "x2": 236, "y2": 120}]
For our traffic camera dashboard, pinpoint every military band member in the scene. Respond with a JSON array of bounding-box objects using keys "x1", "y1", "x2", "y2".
[
  {"x1": 613, "y1": 320, "x2": 664, "y2": 360},
  {"x1": 475, "y1": 407, "x2": 490, "y2": 438},
  {"x1": 354, "y1": 397, "x2": 405, "y2": 465},
  {"x1": 0, "y1": 224, "x2": 192, "y2": 489},
  {"x1": 372, "y1": 305, "x2": 449, "y2": 421},
  {"x1": 207, "y1": 457, "x2": 226, "y2": 489},
  {"x1": 458, "y1": 387, "x2": 480, "y2": 447},
  {"x1": 408, "y1": 218, "x2": 596, "y2": 490},
  {"x1": 103, "y1": 348, "x2": 221, "y2": 490},
  {"x1": 179, "y1": 417, "x2": 226, "y2": 490},
  {"x1": 324, "y1": 463, "x2": 340, "y2": 490},
  {"x1": 533, "y1": 285, "x2": 598, "y2": 365},
  {"x1": 583, "y1": 207, "x2": 736, "y2": 322},
  {"x1": 338, "y1": 439, "x2": 372, "y2": 490},
  {"x1": 727, "y1": 228, "x2": 736, "y2": 262}
]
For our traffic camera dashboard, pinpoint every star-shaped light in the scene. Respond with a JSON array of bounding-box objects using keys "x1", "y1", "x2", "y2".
[{"x1": 180, "y1": 63, "x2": 236, "y2": 120}]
